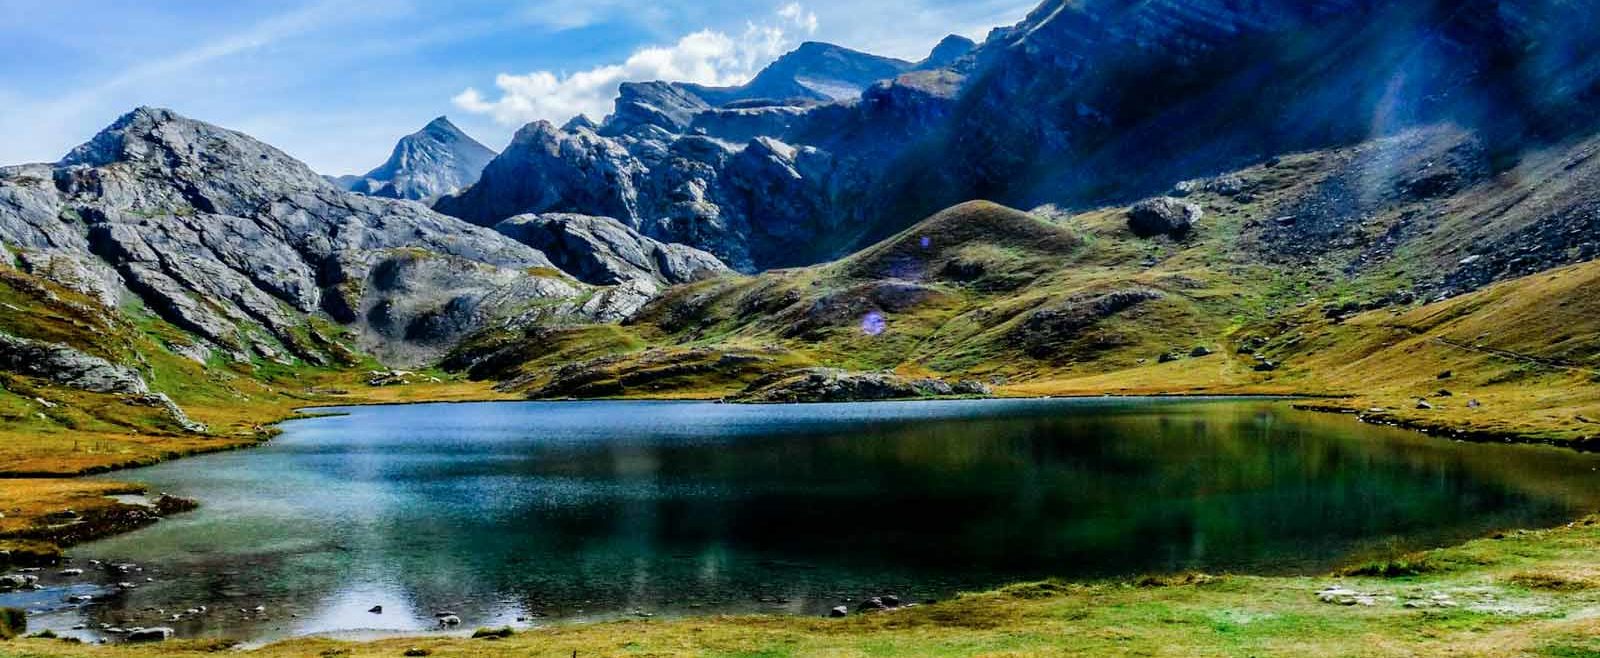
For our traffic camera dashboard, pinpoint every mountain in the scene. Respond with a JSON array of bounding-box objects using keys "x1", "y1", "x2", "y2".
[
  {"x1": 338, "y1": 116, "x2": 496, "y2": 202},
  {"x1": 436, "y1": 0, "x2": 1600, "y2": 284},
  {"x1": 433, "y1": 39, "x2": 930, "y2": 271},
  {"x1": 0, "y1": 107, "x2": 637, "y2": 367},
  {"x1": 680, "y1": 41, "x2": 913, "y2": 106},
  {"x1": 915, "y1": 34, "x2": 976, "y2": 70},
  {"x1": 872, "y1": 0, "x2": 1600, "y2": 227}
]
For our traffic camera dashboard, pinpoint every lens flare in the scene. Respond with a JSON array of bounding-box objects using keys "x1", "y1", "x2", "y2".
[{"x1": 861, "y1": 312, "x2": 887, "y2": 336}]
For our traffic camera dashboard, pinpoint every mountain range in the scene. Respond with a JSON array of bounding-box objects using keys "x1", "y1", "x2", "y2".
[{"x1": 5, "y1": 0, "x2": 1600, "y2": 443}]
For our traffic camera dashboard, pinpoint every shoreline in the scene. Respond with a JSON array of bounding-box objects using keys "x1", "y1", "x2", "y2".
[
  {"x1": 8, "y1": 386, "x2": 1586, "y2": 565},
  {"x1": 7, "y1": 389, "x2": 1600, "y2": 655}
]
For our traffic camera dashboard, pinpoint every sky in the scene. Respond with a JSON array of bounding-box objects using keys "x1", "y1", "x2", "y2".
[{"x1": 0, "y1": 0, "x2": 1036, "y2": 175}]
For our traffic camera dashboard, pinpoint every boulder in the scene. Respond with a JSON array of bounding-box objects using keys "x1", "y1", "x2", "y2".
[
  {"x1": 127, "y1": 626, "x2": 174, "y2": 642},
  {"x1": 1126, "y1": 197, "x2": 1203, "y2": 238},
  {"x1": 856, "y1": 597, "x2": 890, "y2": 613},
  {"x1": 735, "y1": 368, "x2": 975, "y2": 403},
  {"x1": 0, "y1": 331, "x2": 149, "y2": 395},
  {"x1": 126, "y1": 393, "x2": 207, "y2": 433}
]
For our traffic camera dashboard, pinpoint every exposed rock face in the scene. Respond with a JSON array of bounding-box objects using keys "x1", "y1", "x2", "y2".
[
  {"x1": 0, "y1": 331, "x2": 148, "y2": 395},
  {"x1": 915, "y1": 34, "x2": 977, "y2": 70},
  {"x1": 127, "y1": 392, "x2": 208, "y2": 434},
  {"x1": 605, "y1": 82, "x2": 714, "y2": 135},
  {"x1": 493, "y1": 214, "x2": 728, "y2": 286},
  {"x1": 434, "y1": 40, "x2": 929, "y2": 271},
  {"x1": 0, "y1": 107, "x2": 589, "y2": 366},
  {"x1": 1126, "y1": 198, "x2": 1202, "y2": 238},
  {"x1": 677, "y1": 42, "x2": 913, "y2": 105},
  {"x1": 437, "y1": 115, "x2": 844, "y2": 271},
  {"x1": 735, "y1": 368, "x2": 990, "y2": 403},
  {"x1": 338, "y1": 117, "x2": 496, "y2": 201},
  {"x1": 435, "y1": 120, "x2": 643, "y2": 230}
]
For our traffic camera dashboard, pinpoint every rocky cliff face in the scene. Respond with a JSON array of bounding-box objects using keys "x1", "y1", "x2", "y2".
[
  {"x1": 433, "y1": 37, "x2": 943, "y2": 272},
  {"x1": 915, "y1": 34, "x2": 976, "y2": 70},
  {"x1": 494, "y1": 213, "x2": 728, "y2": 287},
  {"x1": 0, "y1": 107, "x2": 588, "y2": 366},
  {"x1": 678, "y1": 41, "x2": 913, "y2": 105},
  {"x1": 338, "y1": 116, "x2": 497, "y2": 201},
  {"x1": 893, "y1": 0, "x2": 1600, "y2": 221}
]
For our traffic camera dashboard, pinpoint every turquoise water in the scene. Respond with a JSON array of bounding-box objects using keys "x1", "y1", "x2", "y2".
[{"x1": 17, "y1": 398, "x2": 1600, "y2": 643}]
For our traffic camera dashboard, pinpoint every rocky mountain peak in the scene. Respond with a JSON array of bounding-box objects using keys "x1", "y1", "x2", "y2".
[
  {"x1": 4, "y1": 107, "x2": 604, "y2": 367},
  {"x1": 421, "y1": 115, "x2": 458, "y2": 132},
  {"x1": 55, "y1": 106, "x2": 332, "y2": 218},
  {"x1": 916, "y1": 34, "x2": 977, "y2": 70},
  {"x1": 59, "y1": 106, "x2": 327, "y2": 186},
  {"x1": 340, "y1": 115, "x2": 497, "y2": 202}
]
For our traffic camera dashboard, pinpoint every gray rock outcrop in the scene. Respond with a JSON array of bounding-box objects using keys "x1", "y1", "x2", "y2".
[
  {"x1": 1126, "y1": 198, "x2": 1202, "y2": 238},
  {"x1": 494, "y1": 214, "x2": 727, "y2": 286},
  {"x1": 736, "y1": 368, "x2": 990, "y2": 403},
  {"x1": 0, "y1": 331, "x2": 148, "y2": 395},
  {"x1": 915, "y1": 34, "x2": 977, "y2": 70}
]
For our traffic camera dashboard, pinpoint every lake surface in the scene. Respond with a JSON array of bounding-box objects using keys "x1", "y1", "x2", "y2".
[{"x1": 15, "y1": 398, "x2": 1600, "y2": 643}]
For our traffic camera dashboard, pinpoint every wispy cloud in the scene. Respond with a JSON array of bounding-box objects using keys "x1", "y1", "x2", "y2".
[
  {"x1": 778, "y1": 3, "x2": 819, "y2": 35},
  {"x1": 54, "y1": 0, "x2": 360, "y2": 117},
  {"x1": 453, "y1": 3, "x2": 819, "y2": 127}
]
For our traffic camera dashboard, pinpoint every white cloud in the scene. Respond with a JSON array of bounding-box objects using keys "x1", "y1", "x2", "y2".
[
  {"x1": 778, "y1": 3, "x2": 819, "y2": 35},
  {"x1": 453, "y1": 4, "x2": 816, "y2": 127}
]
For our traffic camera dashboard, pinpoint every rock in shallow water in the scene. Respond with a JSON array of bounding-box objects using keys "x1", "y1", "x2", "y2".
[
  {"x1": 126, "y1": 626, "x2": 174, "y2": 642},
  {"x1": 735, "y1": 368, "x2": 991, "y2": 403}
]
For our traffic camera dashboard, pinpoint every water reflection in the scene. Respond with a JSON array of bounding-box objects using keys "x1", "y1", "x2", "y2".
[{"x1": 16, "y1": 398, "x2": 1599, "y2": 643}]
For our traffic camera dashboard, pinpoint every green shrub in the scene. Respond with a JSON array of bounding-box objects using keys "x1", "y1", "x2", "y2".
[
  {"x1": 1343, "y1": 558, "x2": 1431, "y2": 578},
  {"x1": 471, "y1": 626, "x2": 515, "y2": 639},
  {"x1": 0, "y1": 607, "x2": 24, "y2": 640}
]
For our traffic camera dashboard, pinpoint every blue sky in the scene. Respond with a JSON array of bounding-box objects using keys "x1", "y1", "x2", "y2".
[{"x1": 0, "y1": 0, "x2": 1035, "y2": 175}]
